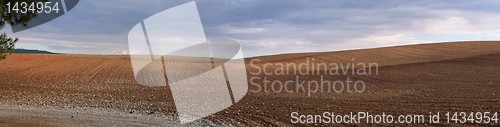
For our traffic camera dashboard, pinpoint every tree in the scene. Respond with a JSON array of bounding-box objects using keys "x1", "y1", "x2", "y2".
[
  {"x1": 0, "y1": 33, "x2": 16, "y2": 59},
  {"x1": 0, "y1": 0, "x2": 44, "y2": 60}
]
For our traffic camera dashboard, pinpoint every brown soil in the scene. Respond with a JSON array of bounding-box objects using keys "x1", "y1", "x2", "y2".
[{"x1": 1, "y1": 41, "x2": 500, "y2": 126}]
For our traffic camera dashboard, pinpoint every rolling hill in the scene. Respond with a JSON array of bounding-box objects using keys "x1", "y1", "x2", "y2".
[{"x1": 1, "y1": 41, "x2": 500, "y2": 126}]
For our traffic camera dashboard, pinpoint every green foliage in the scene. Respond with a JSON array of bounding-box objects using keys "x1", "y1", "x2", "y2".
[
  {"x1": 0, "y1": 0, "x2": 45, "y2": 29},
  {"x1": 0, "y1": 0, "x2": 45, "y2": 60},
  {"x1": 0, "y1": 33, "x2": 17, "y2": 59}
]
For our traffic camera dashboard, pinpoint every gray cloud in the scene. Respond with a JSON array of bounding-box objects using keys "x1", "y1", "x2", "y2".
[{"x1": 3, "y1": 0, "x2": 500, "y2": 57}]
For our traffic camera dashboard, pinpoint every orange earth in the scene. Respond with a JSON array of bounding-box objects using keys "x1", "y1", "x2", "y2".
[{"x1": 1, "y1": 41, "x2": 500, "y2": 126}]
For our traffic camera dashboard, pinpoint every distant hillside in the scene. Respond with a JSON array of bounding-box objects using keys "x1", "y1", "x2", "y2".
[
  {"x1": 251, "y1": 41, "x2": 500, "y2": 67},
  {"x1": 14, "y1": 49, "x2": 57, "y2": 54}
]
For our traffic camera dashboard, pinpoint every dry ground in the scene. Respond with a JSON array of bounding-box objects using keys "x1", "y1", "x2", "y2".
[{"x1": 1, "y1": 41, "x2": 500, "y2": 126}]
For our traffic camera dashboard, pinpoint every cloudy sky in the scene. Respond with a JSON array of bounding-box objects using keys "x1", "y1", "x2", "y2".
[{"x1": 2, "y1": 0, "x2": 500, "y2": 57}]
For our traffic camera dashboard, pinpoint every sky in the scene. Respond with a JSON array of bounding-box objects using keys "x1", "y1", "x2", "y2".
[{"x1": 2, "y1": 0, "x2": 500, "y2": 57}]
